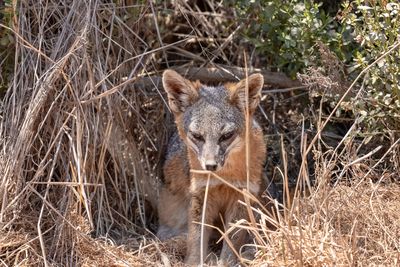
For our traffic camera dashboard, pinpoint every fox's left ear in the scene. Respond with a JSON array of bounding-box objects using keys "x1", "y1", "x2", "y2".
[{"x1": 229, "y1": 73, "x2": 264, "y2": 114}]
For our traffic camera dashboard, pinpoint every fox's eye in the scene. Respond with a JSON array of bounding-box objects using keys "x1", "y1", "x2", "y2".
[
  {"x1": 219, "y1": 131, "x2": 234, "y2": 142},
  {"x1": 191, "y1": 132, "x2": 204, "y2": 142}
]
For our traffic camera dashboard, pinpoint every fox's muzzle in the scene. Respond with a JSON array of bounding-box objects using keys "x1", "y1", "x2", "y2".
[{"x1": 199, "y1": 142, "x2": 225, "y2": 171}]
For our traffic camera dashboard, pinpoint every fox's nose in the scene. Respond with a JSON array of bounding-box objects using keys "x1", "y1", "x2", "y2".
[{"x1": 205, "y1": 164, "x2": 217, "y2": 171}]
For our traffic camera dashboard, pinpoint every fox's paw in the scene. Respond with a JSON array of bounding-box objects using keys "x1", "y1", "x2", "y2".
[{"x1": 157, "y1": 225, "x2": 187, "y2": 241}]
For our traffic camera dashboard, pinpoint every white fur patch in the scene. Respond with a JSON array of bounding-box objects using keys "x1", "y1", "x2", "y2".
[
  {"x1": 225, "y1": 136, "x2": 242, "y2": 155},
  {"x1": 186, "y1": 138, "x2": 199, "y2": 155}
]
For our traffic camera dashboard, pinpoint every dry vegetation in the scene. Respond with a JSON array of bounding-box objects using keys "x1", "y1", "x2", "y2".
[{"x1": 0, "y1": 1, "x2": 399, "y2": 266}]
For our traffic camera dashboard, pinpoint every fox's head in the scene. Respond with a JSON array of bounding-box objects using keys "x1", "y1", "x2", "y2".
[{"x1": 162, "y1": 69, "x2": 264, "y2": 172}]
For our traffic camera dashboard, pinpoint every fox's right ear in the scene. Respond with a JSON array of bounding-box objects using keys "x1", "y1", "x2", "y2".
[
  {"x1": 229, "y1": 73, "x2": 264, "y2": 114},
  {"x1": 162, "y1": 70, "x2": 199, "y2": 114}
]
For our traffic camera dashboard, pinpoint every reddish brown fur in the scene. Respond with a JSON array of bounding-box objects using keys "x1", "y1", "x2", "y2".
[{"x1": 185, "y1": 128, "x2": 266, "y2": 265}]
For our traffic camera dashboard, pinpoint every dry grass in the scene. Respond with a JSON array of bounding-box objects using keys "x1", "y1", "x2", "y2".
[{"x1": 0, "y1": 1, "x2": 399, "y2": 266}]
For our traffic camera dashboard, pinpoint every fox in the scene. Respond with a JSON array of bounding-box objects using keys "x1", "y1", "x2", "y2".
[{"x1": 157, "y1": 69, "x2": 266, "y2": 265}]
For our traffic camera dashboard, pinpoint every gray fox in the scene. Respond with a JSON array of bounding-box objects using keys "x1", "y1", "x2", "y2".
[{"x1": 157, "y1": 69, "x2": 266, "y2": 265}]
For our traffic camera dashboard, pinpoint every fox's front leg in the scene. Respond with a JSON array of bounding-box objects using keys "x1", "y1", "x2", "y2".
[
  {"x1": 185, "y1": 192, "x2": 214, "y2": 266},
  {"x1": 157, "y1": 187, "x2": 189, "y2": 240},
  {"x1": 220, "y1": 200, "x2": 249, "y2": 266}
]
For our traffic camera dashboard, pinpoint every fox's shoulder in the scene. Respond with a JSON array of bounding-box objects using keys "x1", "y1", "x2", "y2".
[
  {"x1": 162, "y1": 129, "x2": 190, "y2": 189},
  {"x1": 165, "y1": 130, "x2": 189, "y2": 172},
  {"x1": 166, "y1": 131, "x2": 184, "y2": 159}
]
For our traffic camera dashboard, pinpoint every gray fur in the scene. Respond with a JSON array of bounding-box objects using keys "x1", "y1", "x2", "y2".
[
  {"x1": 166, "y1": 131, "x2": 186, "y2": 160},
  {"x1": 166, "y1": 84, "x2": 263, "y2": 171},
  {"x1": 182, "y1": 85, "x2": 244, "y2": 133},
  {"x1": 183, "y1": 86, "x2": 245, "y2": 170}
]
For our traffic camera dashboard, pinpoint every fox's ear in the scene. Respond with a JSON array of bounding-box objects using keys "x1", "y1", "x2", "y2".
[
  {"x1": 229, "y1": 73, "x2": 264, "y2": 114},
  {"x1": 162, "y1": 70, "x2": 199, "y2": 114}
]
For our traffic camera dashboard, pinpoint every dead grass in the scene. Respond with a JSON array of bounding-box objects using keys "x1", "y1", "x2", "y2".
[
  {"x1": 0, "y1": 1, "x2": 399, "y2": 266},
  {"x1": 249, "y1": 182, "x2": 400, "y2": 266}
]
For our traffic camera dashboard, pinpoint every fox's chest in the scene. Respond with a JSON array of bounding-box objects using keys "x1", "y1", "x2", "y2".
[{"x1": 190, "y1": 176, "x2": 260, "y2": 195}]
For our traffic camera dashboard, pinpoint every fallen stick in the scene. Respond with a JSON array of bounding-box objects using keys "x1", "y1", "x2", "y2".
[{"x1": 134, "y1": 66, "x2": 301, "y2": 89}]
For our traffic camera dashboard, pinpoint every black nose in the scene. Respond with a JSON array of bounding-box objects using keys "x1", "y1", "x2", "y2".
[{"x1": 205, "y1": 164, "x2": 217, "y2": 171}]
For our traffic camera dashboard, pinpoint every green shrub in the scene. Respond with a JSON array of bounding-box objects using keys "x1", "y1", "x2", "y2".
[
  {"x1": 341, "y1": 1, "x2": 400, "y2": 133},
  {"x1": 232, "y1": 0, "x2": 355, "y2": 78},
  {"x1": 233, "y1": 0, "x2": 400, "y2": 135},
  {"x1": 0, "y1": 0, "x2": 14, "y2": 95}
]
